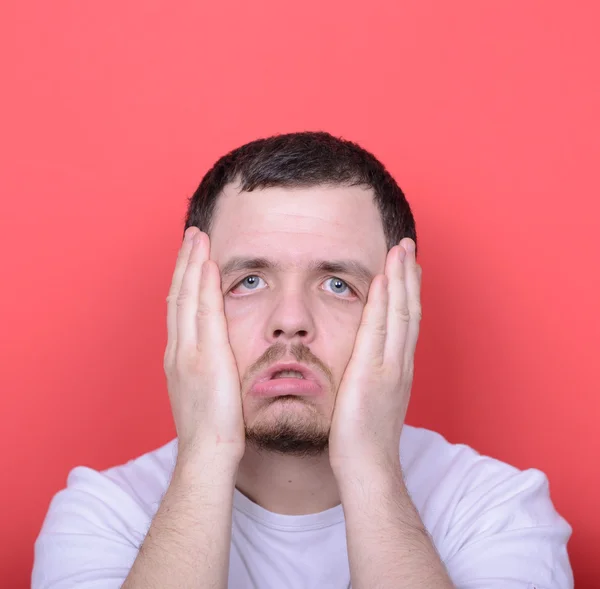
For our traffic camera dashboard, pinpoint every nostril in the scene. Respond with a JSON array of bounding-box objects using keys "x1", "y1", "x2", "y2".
[{"x1": 272, "y1": 329, "x2": 308, "y2": 338}]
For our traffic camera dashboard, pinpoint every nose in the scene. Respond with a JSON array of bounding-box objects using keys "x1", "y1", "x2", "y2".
[{"x1": 264, "y1": 287, "x2": 316, "y2": 345}]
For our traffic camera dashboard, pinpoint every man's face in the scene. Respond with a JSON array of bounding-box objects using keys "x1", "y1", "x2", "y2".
[{"x1": 209, "y1": 183, "x2": 388, "y2": 456}]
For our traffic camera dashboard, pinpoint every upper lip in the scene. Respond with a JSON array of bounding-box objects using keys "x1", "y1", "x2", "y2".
[{"x1": 251, "y1": 361, "x2": 323, "y2": 387}]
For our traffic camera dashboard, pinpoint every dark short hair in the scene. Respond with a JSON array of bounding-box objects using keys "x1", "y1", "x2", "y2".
[{"x1": 183, "y1": 131, "x2": 417, "y2": 255}]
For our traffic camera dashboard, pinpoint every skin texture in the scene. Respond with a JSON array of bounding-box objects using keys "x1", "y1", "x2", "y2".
[
  {"x1": 212, "y1": 184, "x2": 387, "y2": 443},
  {"x1": 209, "y1": 183, "x2": 392, "y2": 514}
]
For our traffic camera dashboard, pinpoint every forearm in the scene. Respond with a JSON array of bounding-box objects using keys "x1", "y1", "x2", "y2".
[
  {"x1": 122, "y1": 452, "x2": 238, "y2": 589},
  {"x1": 339, "y1": 467, "x2": 454, "y2": 589}
]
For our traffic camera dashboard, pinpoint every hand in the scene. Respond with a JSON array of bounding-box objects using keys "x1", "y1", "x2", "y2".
[
  {"x1": 328, "y1": 238, "x2": 422, "y2": 478},
  {"x1": 164, "y1": 228, "x2": 245, "y2": 468}
]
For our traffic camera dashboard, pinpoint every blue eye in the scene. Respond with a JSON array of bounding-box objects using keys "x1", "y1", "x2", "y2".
[
  {"x1": 238, "y1": 275, "x2": 263, "y2": 290},
  {"x1": 324, "y1": 277, "x2": 353, "y2": 297}
]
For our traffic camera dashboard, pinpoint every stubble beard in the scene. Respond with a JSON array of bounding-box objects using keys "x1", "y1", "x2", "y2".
[
  {"x1": 244, "y1": 396, "x2": 331, "y2": 458},
  {"x1": 241, "y1": 342, "x2": 336, "y2": 458}
]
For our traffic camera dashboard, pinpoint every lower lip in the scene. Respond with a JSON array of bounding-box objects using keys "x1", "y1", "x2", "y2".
[{"x1": 249, "y1": 378, "x2": 323, "y2": 397}]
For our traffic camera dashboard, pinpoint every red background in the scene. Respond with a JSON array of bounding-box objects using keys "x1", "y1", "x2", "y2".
[{"x1": 1, "y1": 1, "x2": 598, "y2": 587}]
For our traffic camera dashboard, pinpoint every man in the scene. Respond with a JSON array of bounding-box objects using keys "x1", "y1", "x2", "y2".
[{"x1": 32, "y1": 132, "x2": 573, "y2": 589}]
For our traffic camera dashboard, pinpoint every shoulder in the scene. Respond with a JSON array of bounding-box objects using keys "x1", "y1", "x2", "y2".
[
  {"x1": 32, "y1": 439, "x2": 179, "y2": 588},
  {"x1": 100, "y1": 437, "x2": 179, "y2": 512},
  {"x1": 400, "y1": 424, "x2": 557, "y2": 511},
  {"x1": 400, "y1": 425, "x2": 573, "y2": 588},
  {"x1": 400, "y1": 424, "x2": 564, "y2": 525},
  {"x1": 34, "y1": 438, "x2": 178, "y2": 554},
  {"x1": 400, "y1": 424, "x2": 524, "y2": 492}
]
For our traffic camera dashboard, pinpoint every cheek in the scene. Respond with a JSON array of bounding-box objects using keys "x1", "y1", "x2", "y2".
[
  {"x1": 223, "y1": 298, "x2": 261, "y2": 371},
  {"x1": 315, "y1": 308, "x2": 362, "y2": 381}
]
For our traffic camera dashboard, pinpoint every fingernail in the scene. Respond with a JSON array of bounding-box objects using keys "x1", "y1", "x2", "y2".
[
  {"x1": 184, "y1": 228, "x2": 194, "y2": 242},
  {"x1": 405, "y1": 240, "x2": 415, "y2": 253}
]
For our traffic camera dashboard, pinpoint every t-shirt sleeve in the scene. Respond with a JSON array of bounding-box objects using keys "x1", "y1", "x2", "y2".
[
  {"x1": 441, "y1": 466, "x2": 574, "y2": 589},
  {"x1": 32, "y1": 465, "x2": 153, "y2": 589}
]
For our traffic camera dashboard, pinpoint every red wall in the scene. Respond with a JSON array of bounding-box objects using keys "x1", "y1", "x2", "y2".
[{"x1": 1, "y1": 1, "x2": 598, "y2": 587}]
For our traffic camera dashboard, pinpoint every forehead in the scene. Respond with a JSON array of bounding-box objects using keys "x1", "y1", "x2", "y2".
[{"x1": 208, "y1": 183, "x2": 388, "y2": 270}]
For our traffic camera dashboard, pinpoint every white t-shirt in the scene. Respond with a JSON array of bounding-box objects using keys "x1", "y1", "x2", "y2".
[{"x1": 32, "y1": 425, "x2": 574, "y2": 589}]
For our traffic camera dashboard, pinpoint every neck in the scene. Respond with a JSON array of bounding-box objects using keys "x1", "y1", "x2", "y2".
[{"x1": 235, "y1": 445, "x2": 341, "y2": 515}]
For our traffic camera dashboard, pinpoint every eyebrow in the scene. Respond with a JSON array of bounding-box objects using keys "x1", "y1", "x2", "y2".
[{"x1": 220, "y1": 256, "x2": 374, "y2": 287}]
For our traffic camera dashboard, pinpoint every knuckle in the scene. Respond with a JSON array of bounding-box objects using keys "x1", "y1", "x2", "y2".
[
  {"x1": 374, "y1": 322, "x2": 387, "y2": 335},
  {"x1": 196, "y1": 302, "x2": 212, "y2": 319},
  {"x1": 394, "y1": 303, "x2": 411, "y2": 321},
  {"x1": 176, "y1": 286, "x2": 192, "y2": 307},
  {"x1": 360, "y1": 315, "x2": 387, "y2": 335}
]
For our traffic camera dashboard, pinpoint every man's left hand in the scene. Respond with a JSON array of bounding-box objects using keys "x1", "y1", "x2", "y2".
[{"x1": 328, "y1": 238, "x2": 422, "y2": 479}]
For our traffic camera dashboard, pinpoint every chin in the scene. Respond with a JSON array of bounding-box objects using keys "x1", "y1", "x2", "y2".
[{"x1": 244, "y1": 399, "x2": 330, "y2": 457}]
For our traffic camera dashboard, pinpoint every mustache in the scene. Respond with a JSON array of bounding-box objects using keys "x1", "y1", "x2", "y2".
[{"x1": 243, "y1": 342, "x2": 334, "y2": 390}]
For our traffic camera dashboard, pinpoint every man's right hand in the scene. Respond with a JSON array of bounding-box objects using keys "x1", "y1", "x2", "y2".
[
  {"x1": 164, "y1": 227, "x2": 245, "y2": 469},
  {"x1": 120, "y1": 228, "x2": 243, "y2": 589}
]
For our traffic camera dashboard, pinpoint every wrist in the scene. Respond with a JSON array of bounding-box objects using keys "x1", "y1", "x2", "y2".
[
  {"x1": 334, "y1": 458, "x2": 405, "y2": 500},
  {"x1": 175, "y1": 444, "x2": 241, "y2": 487}
]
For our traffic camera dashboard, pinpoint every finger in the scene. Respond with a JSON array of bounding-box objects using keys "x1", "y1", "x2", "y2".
[
  {"x1": 196, "y1": 259, "x2": 231, "y2": 351},
  {"x1": 349, "y1": 273, "x2": 389, "y2": 370},
  {"x1": 402, "y1": 242, "x2": 422, "y2": 375},
  {"x1": 166, "y1": 228, "x2": 198, "y2": 361},
  {"x1": 384, "y1": 244, "x2": 410, "y2": 365},
  {"x1": 175, "y1": 231, "x2": 210, "y2": 351}
]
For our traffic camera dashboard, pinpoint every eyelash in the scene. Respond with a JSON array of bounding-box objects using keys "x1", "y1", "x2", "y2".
[{"x1": 229, "y1": 275, "x2": 358, "y2": 303}]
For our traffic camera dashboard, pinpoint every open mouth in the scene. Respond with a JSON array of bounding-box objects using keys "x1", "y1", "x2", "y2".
[
  {"x1": 251, "y1": 366, "x2": 322, "y2": 398},
  {"x1": 270, "y1": 370, "x2": 305, "y2": 380}
]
